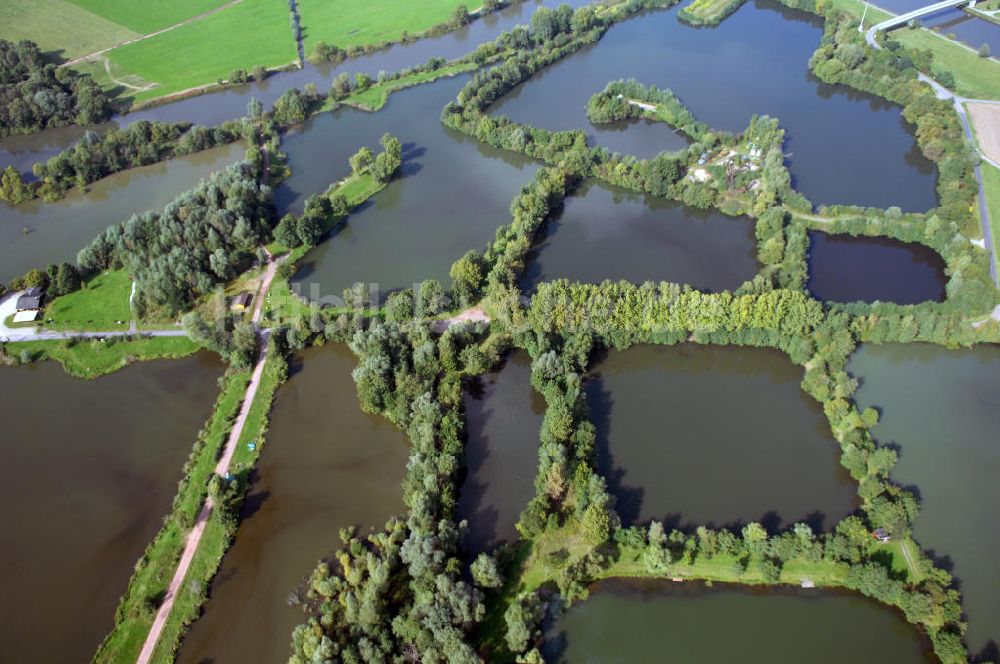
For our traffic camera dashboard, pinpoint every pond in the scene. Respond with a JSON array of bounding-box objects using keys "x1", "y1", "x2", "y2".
[
  {"x1": 285, "y1": 75, "x2": 540, "y2": 304},
  {"x1": 849, "y1": 343, "x2": 1000, "y2": 657},
  {"x1": 586, "y1": 344, "x2": 858, "y2": 530},
  {"x1": 0, "y1": 141, "x2": 246, "y2": 283},
  {"x1": 806, "y1": 231, "x2": 947, "y2": 305},
  {"x1": 542, "y1": 579, "x2": 933, "y2": 663},
  {"x1": 490, "y1": 0, "x2": 937, "y2": 211},
  {"x1": 520, "y1": 178, "x2": 759, "y2": 293},
  {"x1": 0, "y1": 353, "x2": 223, "y2": 664},
  {"x1": 177, "y1": 343, "x2": 408, "y2": 664},
  {"x1": 458, "y1": 351, "x2": 546, "y2": 554}
]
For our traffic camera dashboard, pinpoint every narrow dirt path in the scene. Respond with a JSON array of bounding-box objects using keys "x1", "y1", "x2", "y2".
[
  {"x1": 135, "y1": 253, "x2": 276, "y2": 664},
  {"x1": 899, "y1": 540, "x2": 919, "y2": 579},
  {"x1": 61, "y1": 0, "x2": 246, "y2": 67},
  {"x1": 102, "y1": 58, "x2": 157, "y2": 92}
]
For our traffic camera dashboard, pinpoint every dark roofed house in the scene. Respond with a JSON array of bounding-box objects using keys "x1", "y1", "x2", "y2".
[
  {"x1": 873, "y1": 527, "x2": 891, "y2": 543},
  {"x1": 15, "y1": 287, "x2": 44, "y2": 312}
]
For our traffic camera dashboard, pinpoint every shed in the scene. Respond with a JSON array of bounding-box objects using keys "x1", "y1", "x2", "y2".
[
  {"x1": 13, "y1": 310, "x2": 39, "y2": 323},
  {"x1": 231, "y1": 292, "x2": 253, "y2": 312},
  {"x1": 873, "y1": 528, "x2": 891, "y2": 543}
]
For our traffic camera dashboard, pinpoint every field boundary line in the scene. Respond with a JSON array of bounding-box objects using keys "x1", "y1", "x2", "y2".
[{"x1": 61, "y1": 0, "x2": 247, "y2": 67}]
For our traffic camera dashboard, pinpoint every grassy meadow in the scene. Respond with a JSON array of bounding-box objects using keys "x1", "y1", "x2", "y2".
[
  {"x1": 892, "y1": 27, "x2": 1000, "y2": 100},
  {"x1": 105, "y1": 0, "x2": 297, "y2": 102},
  {"x1": 0, "y1": 0, "x2": 137, "y2": 60},
  {"x1": 44, "y1": 269, "x2": 132, "y2": 331},
  {"x1": 65, "y1": 0, "x2": 231, "y2": 34},
  {"x1": 298, "y1": 0, "x2": 480, "y2": 51},
  {"x1": 983, "y1": 163, "x2": 1000, "y2": 265}
]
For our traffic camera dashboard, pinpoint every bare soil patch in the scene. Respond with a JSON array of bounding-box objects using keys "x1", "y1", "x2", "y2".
[{"x1": 968, "y1": 103, "x2": 1000, "y2": 165}]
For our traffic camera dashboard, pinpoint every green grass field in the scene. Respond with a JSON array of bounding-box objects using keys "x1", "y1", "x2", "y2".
[
  {"x1": 819, "y1": 0, "x2": 891, "y2": 22},
  {"x1": 11, "y1": 336, "x2": 199, "y2": 378},
  {"x1": 983, "y1": 163, "x2": 1000, "y2": 265},
  {"x1": 892, "y1": 27, "x2": 1000, "y2": 100},
  {"x1": 0, "y1": 0, "x2": 138, "y2": 60},
  {"x1": 104, "y1": 0, "x2": 297, "y2": 102},
  {"x1": 65, "y1": 0, "x2": 231, "y2": 34},
  {"x1": 298, "y1": 0, "x2": 479, "y2": 52},
  {"x1": 44, "y1": 269, "x2": 132, "y2": 331}
]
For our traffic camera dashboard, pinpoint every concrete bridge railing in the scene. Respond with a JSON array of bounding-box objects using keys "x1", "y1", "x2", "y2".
[{"x1": 865, "y1": 0, "x2": 977, "y2": 47}]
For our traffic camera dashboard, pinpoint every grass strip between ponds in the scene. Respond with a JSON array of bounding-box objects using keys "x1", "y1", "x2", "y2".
[
  {"x1": 264, "y1": 170, "x2": 389, "y2": 325},
  {"x1": 92, "y1": 352, "x2": 286, "y2": 663},
  {"x1": 2, "y1": 336, "x2": 199, "y2": 379},
  {"x1": 338, "y1": 60, "x2": 480, "y2": 112}
]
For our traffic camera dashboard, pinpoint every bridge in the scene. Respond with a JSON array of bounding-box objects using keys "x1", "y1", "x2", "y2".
[{"x1": 865, "y1": 0, "x2": 979, "y2": 46}]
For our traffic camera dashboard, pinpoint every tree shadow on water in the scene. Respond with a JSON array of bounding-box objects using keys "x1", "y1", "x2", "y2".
[
  {"x1": 399, "y1": 143, "x2": 426, "y2": 178},
  {"x1": 585, "y1": 376, "x2": 644, "y2": 526},
  {"x1": 540, "y1": 626, "x2": 569, "y2": 664},
  {"x1": 973, "y1": 641, "x2": 999, "y2": 664}
]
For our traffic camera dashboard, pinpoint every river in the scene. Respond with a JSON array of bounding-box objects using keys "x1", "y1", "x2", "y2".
[{"x1": 0, "y1": 0, "x2": 591, "y2": 173}]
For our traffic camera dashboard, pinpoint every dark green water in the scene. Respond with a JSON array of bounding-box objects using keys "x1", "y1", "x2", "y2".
[
  {"x1": 177, "y1": 344, "x2": 408, "y2": 664},
  {"x1": 491, "y1": 0, "x2": 937, "y2": 211},
  {"x1": 520, "y1": 179, "x2": 759, "y2": 293},
  {"x1": 285, "y1": 76, "x2": 540, "y2": 303},
  {"x1": 542, "y1": 579, "x2": 933, "y2": 663},
  {"x1": 458, "y1": 351, "x2": 546, "y2": 553},
  {"x1": 587, "y1": 345, "x2": 858, "y2": 530},
  {"x1": 849, "y1": 343, "x2": 1000, "y2": 657},
  {"x1": 0, "y1": 353, "x2": 224, "y2": 663},
  {"x1": 0, "y1": 141, "x2": 246, "y2": 283}
]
